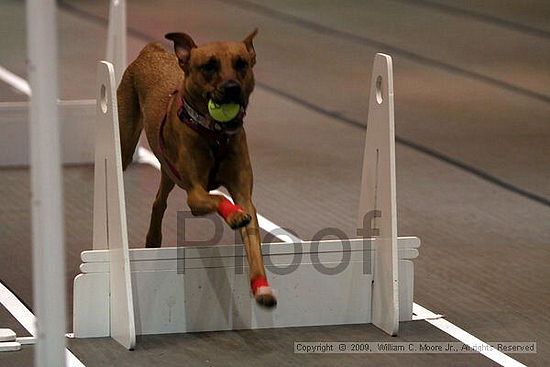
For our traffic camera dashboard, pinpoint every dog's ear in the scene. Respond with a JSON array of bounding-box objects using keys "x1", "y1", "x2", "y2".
[
  {"x1": 165, "y1": 32, "x2": 197, "y2": 72},
  {"x1": 243, "y1": 28, "x2": 258, "y2": 66}
]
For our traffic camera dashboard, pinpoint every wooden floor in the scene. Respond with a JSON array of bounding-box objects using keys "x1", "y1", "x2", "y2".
[{"x1": 1, "y1": 0, "x2": 549, "y2": 366}]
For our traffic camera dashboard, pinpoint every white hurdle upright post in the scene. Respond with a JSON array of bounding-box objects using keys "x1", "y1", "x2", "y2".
[
  {"x1": 88, "y1": 61, "x2": 135, "y2": 349},
  {"x1": 27, "y1": 0, "x2": 67, "y2": 365},
  {"x1": 73, "y1": 53, "x2": 420, "y2": 347},
  {"x1": 357, "y1": 53, "x2": 399, "y2": 336},
  {"x1": 106, "y1": 0, "x2": 127, "y2": 86}
]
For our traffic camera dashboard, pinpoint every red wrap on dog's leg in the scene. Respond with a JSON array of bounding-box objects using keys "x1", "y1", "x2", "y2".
[
  {"x1": 217, "y1": 198, "x2": 244, "y2": 220},
  {"x1": 251, "y1": 275, "x2": 271, "y2": 296}
]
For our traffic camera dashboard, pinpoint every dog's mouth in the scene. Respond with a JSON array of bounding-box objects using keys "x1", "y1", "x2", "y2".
[
  {"x1": 207, "y1": 92, "x2": 246, "y2": 129},
  {"x1": 209, "y1": 81, "x2": 246, "y2": 106},
  {"x1": 209, "y1": 93, "x2": 244, "y2": 107},
  {"x1": 202, "y1": 90, "x2": 245, "y2": 131}
]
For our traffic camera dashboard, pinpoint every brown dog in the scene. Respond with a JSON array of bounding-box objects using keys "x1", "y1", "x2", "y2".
[{"x1": 117, "y1": 30, "x2": 276, "y2": 307}]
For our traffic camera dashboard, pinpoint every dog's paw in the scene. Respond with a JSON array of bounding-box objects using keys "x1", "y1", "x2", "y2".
[
  {"x1": 227, "y1": 210, "x2": 252, "y2": 229},
  {"x1": 254, "y1": 288, "x2": 277, "y2": 308}
]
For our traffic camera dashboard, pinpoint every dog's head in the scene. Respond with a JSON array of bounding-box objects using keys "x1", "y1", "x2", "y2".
[{"x1": 165, "y1": 30, "x2": 258, "y2": 115}]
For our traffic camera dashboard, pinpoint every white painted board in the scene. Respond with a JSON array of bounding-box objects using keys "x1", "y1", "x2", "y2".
[
  {"x1": 72, "y1": 273, "x2": 110, "y2": 338},
  {"x1": 79, "y1": 248, "x2": 418, "y2": 274},
  {"x1": 93, "y1": 61, "x2": 135, "y2": 349},
  {"x1": 0, "y1": 329, "x2": 15, "y2": 342},
  {"x1": 73, "y1": 238, "x2": 420, "y2": 337},
  {"x1": 84, "y1": 237, "x2": 420, "y2": 263},
  {"x1": 357, "y1": 53, "x2": 399, "y2": 336},
  {"x1": 0, "y1": 342, "x2": 21, "y2": 352}
]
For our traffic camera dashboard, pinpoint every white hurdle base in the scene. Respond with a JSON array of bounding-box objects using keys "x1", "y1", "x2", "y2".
[{"x1": 73, "y1": 237, "x2": 419, "y2": 337}]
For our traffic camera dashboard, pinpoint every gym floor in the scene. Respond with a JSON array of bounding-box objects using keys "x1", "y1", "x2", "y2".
[{"x1": 1, "y1": 0, "x2": 549, "y2": 366}]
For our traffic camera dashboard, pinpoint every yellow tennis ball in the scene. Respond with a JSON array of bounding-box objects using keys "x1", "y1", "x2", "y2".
[{"x1": 208, "y1": 100, "x2": 240, "y2": 122}]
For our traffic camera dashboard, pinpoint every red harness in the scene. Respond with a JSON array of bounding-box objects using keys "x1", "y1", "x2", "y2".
[{"x1": 157, "y1": 91, "x2": 183, "y2": 183}]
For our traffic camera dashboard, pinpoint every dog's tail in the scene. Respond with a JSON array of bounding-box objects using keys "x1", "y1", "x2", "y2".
[{"x1": 117, "y1": 66, "x2": 143, "y2": 171}]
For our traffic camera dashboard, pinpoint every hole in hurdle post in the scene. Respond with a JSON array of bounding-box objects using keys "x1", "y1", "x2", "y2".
[
  {"x1": 100, "y1": 84, "x2": 108, "y2": 114},
  {"x1": 376, "y1": 75, "x2": 383, "y2": 104}
]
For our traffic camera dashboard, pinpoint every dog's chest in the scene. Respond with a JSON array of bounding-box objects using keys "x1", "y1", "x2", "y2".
[{"x1": 206, "y1": 142, "x2": 229, "y2": 191}]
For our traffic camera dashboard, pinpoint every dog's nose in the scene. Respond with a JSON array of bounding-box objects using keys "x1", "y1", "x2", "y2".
[{"x1": 221, "y1": 80, "x2": 242, "y2": 101}]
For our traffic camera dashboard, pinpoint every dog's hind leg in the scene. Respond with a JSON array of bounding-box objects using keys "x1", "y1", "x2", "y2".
[
  {"x1": 117, "y1": 68, "x2": 143, "y2": 171},
  {"x1": 145, "y1": 169, "x2": 175, "y2": 248}
]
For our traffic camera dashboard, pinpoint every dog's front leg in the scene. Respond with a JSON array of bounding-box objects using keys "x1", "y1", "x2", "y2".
[
  {"x1": 187, "y1": 187, "x2": 252, "y2": 229},
  {"x1": 229, "y1": 191, "x2": 277, "y2": 308}
]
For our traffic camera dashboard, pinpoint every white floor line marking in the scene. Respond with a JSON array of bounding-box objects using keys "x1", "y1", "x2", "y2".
[
  {"x1": 413, "y1": 304, "x2": 527, "y2": 367},
  {"x1": 0, "y1": 282, "x2": 35, "y2": 335},
  {"x1": 0, "y1": 281, "x2": 85, "y2": 366},
  {"x1": 136, "y1": 146, "x2": 160, "y2": 170},
  {"x1": 412, "y1": 305, "x2": 443, "y2": 321},
  {"x1": 0, "y1": 66, "x2": 31, "y2": 96},
  {"x1": 255, "y1": 214, "x2": 302, "y2": 243},
  {"x1": 16, "y1": 336, "x2": 37, "y2": 345}
]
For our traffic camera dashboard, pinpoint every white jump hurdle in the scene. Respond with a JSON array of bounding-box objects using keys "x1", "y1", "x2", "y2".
[{"x1": 72, "y1": 53, "x2": 421, "y2": 349}]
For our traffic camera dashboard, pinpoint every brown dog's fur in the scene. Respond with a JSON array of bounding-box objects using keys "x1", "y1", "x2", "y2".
[{"x1": 117, "y1": 30, "x2": 276, "y2": 307}]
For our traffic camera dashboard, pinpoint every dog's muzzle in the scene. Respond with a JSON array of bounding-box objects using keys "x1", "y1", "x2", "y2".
[{"x1": 212, "y1": 80, "x2": 244, "y2": 105}]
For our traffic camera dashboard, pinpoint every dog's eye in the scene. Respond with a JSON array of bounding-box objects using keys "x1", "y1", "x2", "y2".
[
  {"x1": 201, "y1": 60, "x2": 218, "y2": 74},
  {"x1": 235, "y1": 58, "x2": 248, "y2": 71}
]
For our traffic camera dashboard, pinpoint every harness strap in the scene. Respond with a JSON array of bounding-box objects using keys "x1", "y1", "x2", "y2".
[{"x1": 158, "y1": 91, "x2": 240, "y2": 186}]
